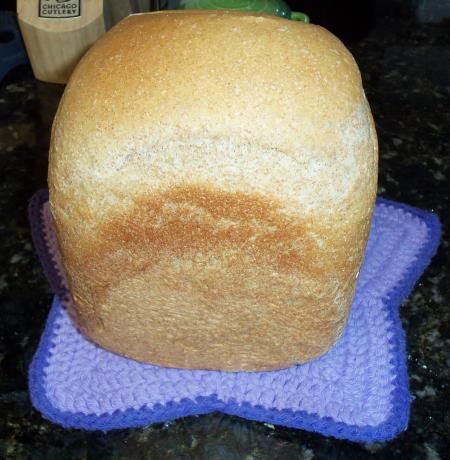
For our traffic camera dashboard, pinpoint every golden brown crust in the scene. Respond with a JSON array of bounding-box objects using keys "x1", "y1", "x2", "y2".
[{"x1": 48, "y1": 11, "x2": 378, "y2": 371}]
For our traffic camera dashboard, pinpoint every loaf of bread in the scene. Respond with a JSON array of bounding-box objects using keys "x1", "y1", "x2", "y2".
[{"x1": 48, "y1": 11, "x2": 378, "y2": 371}]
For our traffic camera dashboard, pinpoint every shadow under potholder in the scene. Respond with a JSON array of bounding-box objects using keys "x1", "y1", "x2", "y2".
[{"x1": 28, "y1": 190, "x2": 440, "y2": 442}]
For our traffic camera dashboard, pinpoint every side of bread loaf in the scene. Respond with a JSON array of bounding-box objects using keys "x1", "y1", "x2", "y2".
[{"x1": 48, "y1": 11, "x2": 378, "y2": 371}]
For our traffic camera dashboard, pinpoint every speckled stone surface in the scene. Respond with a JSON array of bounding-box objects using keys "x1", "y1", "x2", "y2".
[{"x1": 0, "y1": 13, "x2": 449, "y2": 460}]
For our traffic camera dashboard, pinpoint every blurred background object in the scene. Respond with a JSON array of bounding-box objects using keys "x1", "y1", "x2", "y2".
[
  {"x1": 10, "y1": 0, "x2": 450, "y2": 86},
  {"x1": 16, "y1": 0, "x2": 105, "y2": 84},
  {"x1": 414, "y1": 0, "x2": 450, "y2": 23},
  {"x1": 176, "y1": 0, "x2": 309, "y2": 22},
  {"x1": 15, "y1": 0, "x2": 154, "y2": 84},
  {"x1": 0, "y1": 10, "x2": 29, "y2": 85},
  {"x1": 288, "y1": 1, "x2": 450, "y2": 42},
  {"x1": 104, "y1": 1, "x2": 152, "y2": 29},
  {"x1": 287, "y1": 0, "x2": 376, "y2": 43}
]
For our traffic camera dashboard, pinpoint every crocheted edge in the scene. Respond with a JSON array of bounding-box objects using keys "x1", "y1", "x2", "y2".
[{"x1": 27, "y1": 191, "x2": 441, "y2": 442}]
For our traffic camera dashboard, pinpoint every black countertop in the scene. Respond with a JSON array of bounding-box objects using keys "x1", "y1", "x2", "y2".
[{"x1": 1, "y1": 14, "x2": 449, "y2": 460}]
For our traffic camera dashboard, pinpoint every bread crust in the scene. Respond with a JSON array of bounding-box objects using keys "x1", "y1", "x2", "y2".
[{"x1": 48, "y1": 11, "x2": 378, "y2": 371}]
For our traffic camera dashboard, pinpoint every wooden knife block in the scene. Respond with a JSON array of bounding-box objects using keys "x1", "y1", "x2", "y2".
[{"x1": 17, "y1": 1, "x2": 151, "y2": 84}]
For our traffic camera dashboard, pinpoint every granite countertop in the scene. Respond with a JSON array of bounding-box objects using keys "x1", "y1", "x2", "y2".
[{"x1": 0, "y1": 13, "x2": 449, "y2": 460}]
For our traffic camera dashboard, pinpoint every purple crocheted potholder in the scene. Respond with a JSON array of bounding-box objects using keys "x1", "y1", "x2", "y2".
[{"x1": 27, "y1": 190, "x2": 440, "y2": 442}]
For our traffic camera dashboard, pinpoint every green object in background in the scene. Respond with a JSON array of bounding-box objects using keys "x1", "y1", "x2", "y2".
[{"x1": 179, "y1": 0, "x2": 310, "y2": 22}]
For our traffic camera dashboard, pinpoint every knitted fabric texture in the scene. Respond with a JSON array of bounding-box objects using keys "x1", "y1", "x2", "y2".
[{"x1": 27, "y1": 190, "x2": 441, "y2": 442}]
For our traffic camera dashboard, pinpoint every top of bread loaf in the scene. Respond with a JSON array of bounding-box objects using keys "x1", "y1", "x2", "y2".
[{"x1": 49, "y1": 10, "x2": 376, "y2": 220}]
